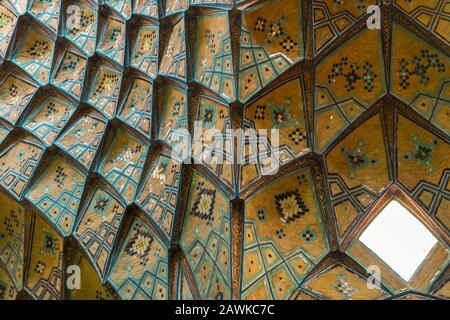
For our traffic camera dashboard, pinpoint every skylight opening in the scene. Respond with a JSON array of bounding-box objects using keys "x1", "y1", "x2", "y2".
[{"x1": 359, "y1": 200, "x2": 438, "y2": 282}]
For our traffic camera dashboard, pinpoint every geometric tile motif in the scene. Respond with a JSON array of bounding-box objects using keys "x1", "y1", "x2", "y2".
[
  {"x1": 74, "y1": 188, "x2": 125, "y2": 281},
  {"x1": 241, "y1": 167, "x2": 328, "y2": 300},
  {"x1": 63, "y1": 1, "x2": 98, "y2": 56},
  {"x1": 12, "y1": 27, "x2": 55, "y2": 85},
  {"x1": 241, "y1": 79, "x2": 309, "y2": 190},
  {"x1": 164, "y1": 0, "x2": 188, "y2": 16},
  {"x1": 0, "y1": 264, "x2": 17, "y2": 300},
  {"x1": 51, "y1": 50, "x2": 88, "y2": 100},
  {"x1": 391, "y1": 23, "x2": 450, "y2": 135},
  {"x1": 97, "y1": 15, "x2": 126, "y2": 66},
  {"x1": 0, "y1": 192, "x2": 24, "y2": 290},
  {"x1": 394, "y1": 0, "x2": 450, "y2": 46},
  {"x1": 25, "y1": 157, "x2": 86, "y2": 237},
  {"x1": 130, "y1": 22, "x2": 159, "y2": 78},
  {"x1": 192, "y1": 96, "x2": 234, "y2": 190},
  {"x1": 105, "y1": 0, "x2": 132, "y2": 19},
  {"x1": 194, "y1": 12, "x2": 235, "y2": 102},
  {"x1": 98, "y1": 129, "x2": 148, "y2": 205},
  {"x1": 26, "y1": 214, "x2": 63, "y2": 300},
  {"x1": 180, "y1": 171, "x2": 232, "y2": 300},
  {"x1": 314, "y1": 29, "x2": 386, "y2": 153},
  {"x1": 56, "y1": 114, "x2": 107, "y2": 170},
  {"x1": 0, "y1": 4, "x2": 18, "y2": 62},
  {"x1": 312, "y1": 0, "x2": 379, "y2": 54},
  {"x1": 117, "y1": 76, "x2": 153, "y2": 138},
  {"x1": 28, "y1": 0, "x2": 61, "y2": 34},
  {"x1": 135, "y1": 154, "x2": 182, "y2": 239},
  {"x1": 107, "y1": 217, "x2": 169, "y2": 300},
  {"x1": 303, "y1": 265, "x2": 387, "y2": 300},
  {"x1": 0, "y1": 73, "x2": 38, "y2": 125},
  {"x1": 0, "y1": 138, "x2": 45, "y2": 200},
  {"x1": 160, "y1": 15, "x2": 186, "y2": 81},
  {"x1": 133, "y1": 0, "x2": 158, "y2": 18},
  {"x1": 22, "y1": 97, "x2": 76, "y2": 146},
  {"x1": 158, "y1": 84, "x2": 188, "y2": 155},
  {"x1": 238, "y1": 0, "x2": 304, "y2": 102},
  {"x1": 87, "y1": 65, "x2": 122, "y2": 119}
]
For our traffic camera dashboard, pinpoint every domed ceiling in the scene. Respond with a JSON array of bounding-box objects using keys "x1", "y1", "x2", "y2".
[{"x1": 0, "y1": 0, "x2": 448, "y2": 300}]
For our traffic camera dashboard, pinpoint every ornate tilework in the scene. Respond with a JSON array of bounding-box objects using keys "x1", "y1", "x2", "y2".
[
  {"x1": 26, "y1": 157, "x2": 86, "y2": 236},
  {"x1": 131, "y1": 22, "x2": 159, "y2": 78},
  {"x1": 0, "y1": 192, "x2": 24, "y2": 290},
  {"x1": 135, "y1": 153, "x2": 182, "y2": 239},
  {"x1": 98, "y1": 129, "x2": 148, "y2": 204},
  {"x1": 56, "y1": 114, "x2": 107, "y2": 169},
  {"x1": 108, "y1": 217, "x2": 169, "y2": 300},
  {"x1": 0, "y1": 138, "x2": 45, "y2": 199},
  {"x1": 97, "y1": 14, "x2": 126, "y2": 66},
  {"x1": 74, "y1": 187, "x2": 125, "y2": 280},
  {"x1": 22, "y1": 97, "x2": 76, "y2": 146},
  {"x1": 160, "y1": 15, "x2": 187, "y2": 81},
  {"x1": 180, "y1": 171, "x2": 232, "y2": 300}
]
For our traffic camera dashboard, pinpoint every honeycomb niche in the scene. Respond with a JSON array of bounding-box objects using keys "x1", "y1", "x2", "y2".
[{"x1": 0, "y1": 0, "x2": 448, "y2": 301}]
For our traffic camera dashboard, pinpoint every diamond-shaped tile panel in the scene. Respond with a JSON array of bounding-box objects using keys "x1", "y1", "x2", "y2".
[
  {"x1": 130, "y1": 21, "x2": 159, "y2": 79},
  {"x1": 0, "y1": 138, "x2": 45, "y2": 200},
  {"x1": 107, "y1": 217, "x2": 169, "y2": 300},
  {"x1": 26, "y1": 156, "x2": 86, "y2": 237},
  {"x1": 86, "y1": 64, "x2": 122, "y2": 119},
  {"x1": 0, "y1": 3, "x2": 18, "y2": 62},
  {"x1": 160, "y1": 15, "x2": 187, "y2": 81},
  {"x1": 0, "y1": 72, "x2": 38, "y2": 125},
  {"x1": 11, "y1": 26, "x2": 55, "y2": 85},
  {"x1": 194, "y1": 11, "x2": 235, "y2": 102},
  {"x1": 97, "y1": 14, "x2": 126, "y2": 66},
  {"x1": 133, "y1": 0, "x2": 158, "y2": 18},
  {"x1": 28, "y1": 0, "x2": 61, "y2": 34},
  {"x1": 0, "y1": 192, "x2": 25, "y2": 290},
  {"x1": 56, "y1": 113, "x2": 107, "y2": 169},
  {"x1": 135, "y1": 153, "x2": 182, "y2": 239},
  {"x1": 22, "y1": 97, "x2": 76, "y2": 146},
  {"x1": 98, "y1": 129, "x2": 148, "y2": 204},
  {"x1": 74, "y1": 187, "x2": 125, "y2": 281},
  {"x1": 51, "y1": 49, "x2": 88, "y2": 100},
  {"x1": 63, "y1": 0, "x2": 98, "y2": 56},
  {"x1": 117, "y1": 76, "x2": 153, "y2": 138}
]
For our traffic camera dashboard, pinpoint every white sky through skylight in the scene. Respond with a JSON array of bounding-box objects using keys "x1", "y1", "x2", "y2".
[{"x1": 359, "y1": 200, "x2": 438, "y2": 282}]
